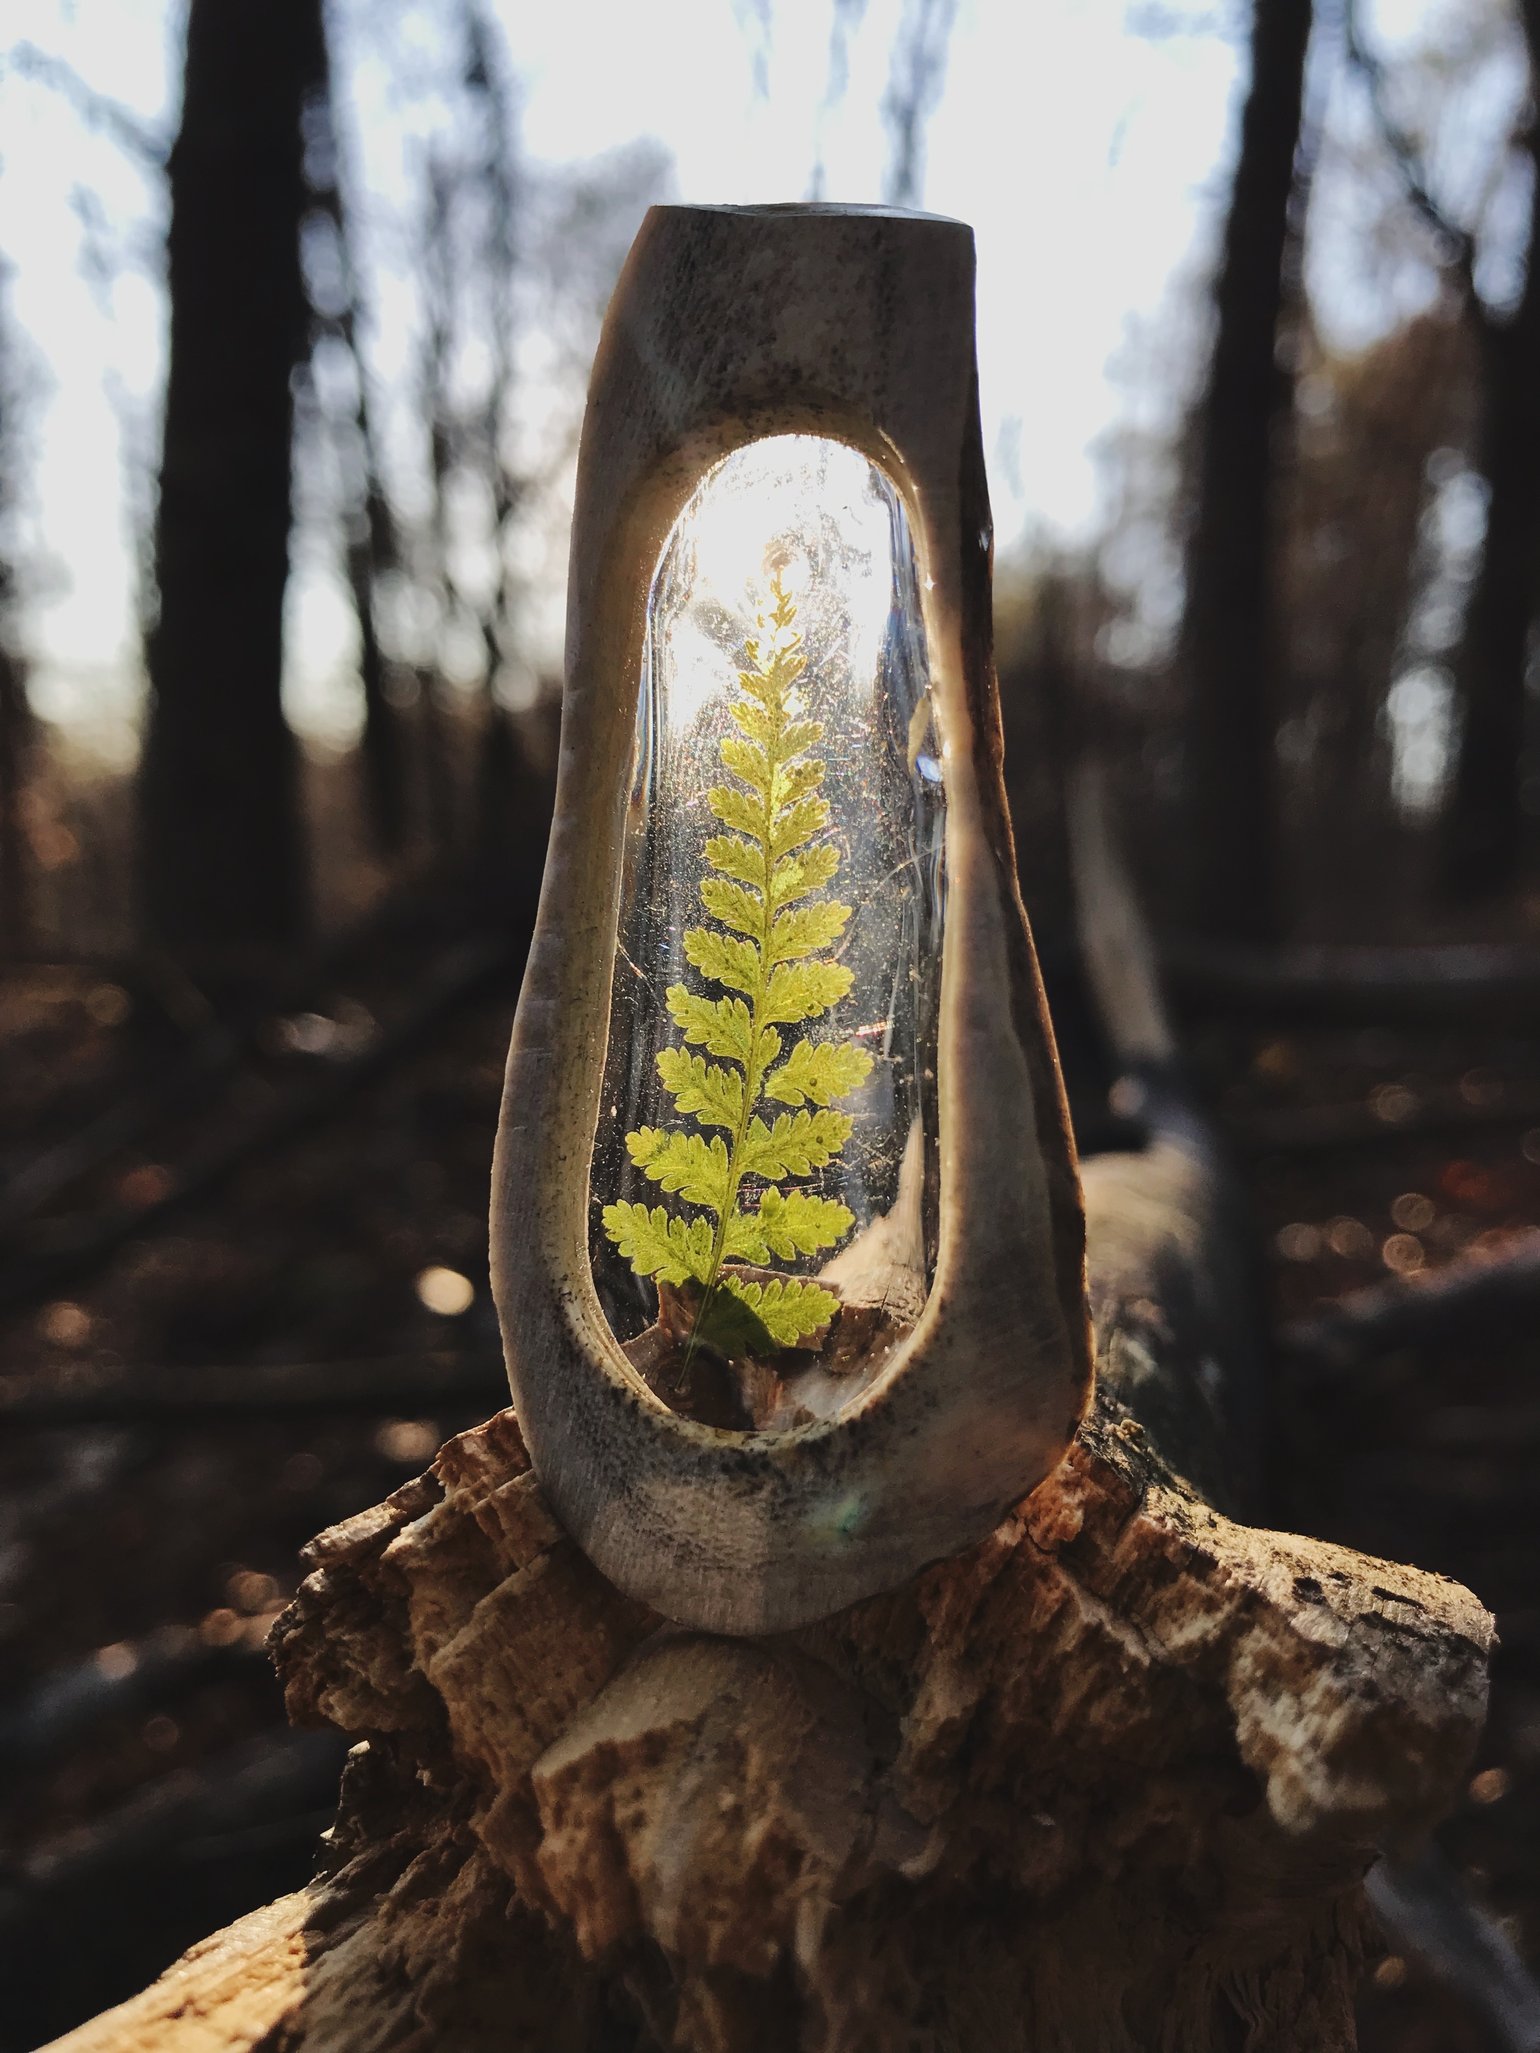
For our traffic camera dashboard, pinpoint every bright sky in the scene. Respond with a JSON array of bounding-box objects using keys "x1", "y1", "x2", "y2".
[{"x1": 0, "y1": 0, "x2": 1475, "y2": 756}]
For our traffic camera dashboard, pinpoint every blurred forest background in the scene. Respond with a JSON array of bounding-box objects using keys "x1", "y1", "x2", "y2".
[{"x1": 2, "y1": 0, "x2": 1540, "y2": 2047}]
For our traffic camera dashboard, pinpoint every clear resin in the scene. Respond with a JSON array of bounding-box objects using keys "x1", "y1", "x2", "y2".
[{"x1": 592, "y1": 435, "x2": 944, "y2": 1422}]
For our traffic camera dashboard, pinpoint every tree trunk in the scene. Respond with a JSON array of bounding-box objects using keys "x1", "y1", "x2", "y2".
[
  {"x1": 1441, "y1": 0, "x2": 1540, "y2": 902},
  {"x1": 0, "y1": 272, "x2": 30, "y2": 952},
  {"x1": 45, "y1": 1131, "x2": 1490, "y2": 2052},
  {"x1": 139, "y1": 0, "x2": 320, "y2": 961},
  {"x1": 0, "y1": 637, "x2": 27, "y2": 954},
  {"x1": 302, "y1": 21, "x2": 410, "y2": 860},
  {"x1": 1180, "y1": 0, "x2": 1313, "y2": 944}
]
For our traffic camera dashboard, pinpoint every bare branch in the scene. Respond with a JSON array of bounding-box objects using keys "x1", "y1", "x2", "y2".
[{"x1": 1341, "y1": 0, "x2": 1485, "y2": 319}]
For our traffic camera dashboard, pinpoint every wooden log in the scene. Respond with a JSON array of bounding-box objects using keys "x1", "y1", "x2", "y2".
[
  {"x1": 0, "y1": 931, "x2": 515, "y2": 1316},
  {"x1": 1367, "y1": 1845, "x2": 1540, "y2": 2053},
  {"x1": 1163, "y1": 934, "x2": 1540, "y2": 1024},
  {"x1": 48, "y1": 1138, "x2": 1492, "y2": 2052},
  {"x1": 0, "y1": 1347, "x2": 506, "y2": 1430},
  {"x1": 1282, "y1": 1231, "x2": 1540, "y2": 1373}
]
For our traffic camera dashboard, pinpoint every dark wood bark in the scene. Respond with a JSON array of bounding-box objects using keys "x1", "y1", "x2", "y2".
[
  {"x1": 139, "y1": 0, "x2": 320, "y2": 959},
  {"x1": 1180, "y1": 0, "x2": 1313, "y2": 943},
  {"x1": 1442, "y1": 0, "x2": 1540, "y2": 901}
]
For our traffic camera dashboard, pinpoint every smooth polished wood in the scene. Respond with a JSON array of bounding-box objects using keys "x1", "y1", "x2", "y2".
[{"x1": 490, "y1": 203, "x2": 1091, "y2": 1633}]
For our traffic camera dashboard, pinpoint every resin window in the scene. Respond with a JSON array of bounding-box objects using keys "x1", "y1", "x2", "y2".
[{"x1": 591, "y1": 435, "x2": 945, "y2": 1427}]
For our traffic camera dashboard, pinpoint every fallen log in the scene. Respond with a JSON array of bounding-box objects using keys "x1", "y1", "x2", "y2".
[
  {"x1": 1367, "y1": 1846, "x2": 1540, "y2": 2053},
  {"x1": 1163, "y1": 934, "x2": 1540, "y2": 1023},
  {"x1": 0, "y1": 931, "x2": 517, "y2": 1317},
  {"x1": 0, "y1": 1347, "x2": 507, "y2": 1431},
  {"x1": 42, "y1": 684, "x2": 1498, "y2": 2050},
  {"x1": 1227, "y1": 1088, "x2": 1540, "y2": 1160},
  {"x1": 1281, "y1": 1230, "x2": 1540, "y2": 1372},
  {"x1": 1, "y1": 1729, "x2": 348, "y2": 2051},
  {"x1": 46, "y1": 1124, "x2": 1492, "y2": 2052}
]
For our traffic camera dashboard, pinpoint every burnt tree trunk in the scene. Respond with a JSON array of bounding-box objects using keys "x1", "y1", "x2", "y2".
[
  {"x1": 0, "y1": 638, "x2": 27, "y2": 955},
  {"x1": 139, "y1": 0, "x2": 321, "y2": 960},
  {"x1": 0, "y1": 271, "x2": 30, "y2": 952},
  {"x1": 1180, "y1": 0, "x2": 1313, "y2": 944},
  {"x1": 1442, "y1": 0, "x2": 1540, "y2": 902}
]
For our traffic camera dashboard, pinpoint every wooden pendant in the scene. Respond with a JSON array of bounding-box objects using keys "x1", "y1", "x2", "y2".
[{"x1": 491, "y1": 203, "x2": 1091, "y2": 1633}]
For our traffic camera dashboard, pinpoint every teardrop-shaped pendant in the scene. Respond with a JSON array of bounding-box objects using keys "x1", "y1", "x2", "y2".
[{"x1": 492, "y1": 204, "x2": 1090, "y2": 1634}]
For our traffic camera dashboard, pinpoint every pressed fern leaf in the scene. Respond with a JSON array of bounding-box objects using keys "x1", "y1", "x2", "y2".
[{"x1": 605, "y1": 569, "x2": 873, "y2": 1359}]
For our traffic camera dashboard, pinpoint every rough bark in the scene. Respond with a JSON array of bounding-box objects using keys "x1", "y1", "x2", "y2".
[
  {"x1": 1180, "y1": 0, "x2": 1314, "y2": 944},
  {"x1": 49, "y1": 1142, "x2": 1491, "y2": 2053},
  {"x1": 139, "y1": 0, "x2": 321, "y2": 959}
]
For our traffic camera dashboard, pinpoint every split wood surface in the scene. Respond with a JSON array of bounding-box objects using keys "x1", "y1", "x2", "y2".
[{"x1": 51, "y1": 1133, "x2": 1492, "y2": 2053}]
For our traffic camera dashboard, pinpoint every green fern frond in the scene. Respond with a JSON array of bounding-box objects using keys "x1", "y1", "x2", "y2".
[
  {"x1": 769, "y1": 796, "x2": 831, "y2": 860},
  {"x1": 706, "y1": 786, "x2": 766, "y2": 841},
  {"x1": 763, "y1": 959, "x2": 852, "y2": 1024},
  {"x1": 683, "y1": 928, "x2": 759, "y2": 996},
  {"x1": 604, "y1": 568, "x2": 872, "y2": 1362},
  {"x1": 626, "y1": 1129, "x2": 731, "y2": 1210},
  {"x1": 702, "y1": 835, "x2": 766, "y2": 891},
  {"x1": 769, "y1": 901, "x2": 850, "y2": 963},
  {"x1": 769, "y1": 843, "x2": 841, "y2": 907},
  {"x1": 699, "y1": 877, "x2": 764, "y2": 935}
]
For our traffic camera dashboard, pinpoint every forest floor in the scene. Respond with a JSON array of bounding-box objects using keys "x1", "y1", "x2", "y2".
[{"x1": 0, "y1": 919, "x2": 1536, "y2": 2050}]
